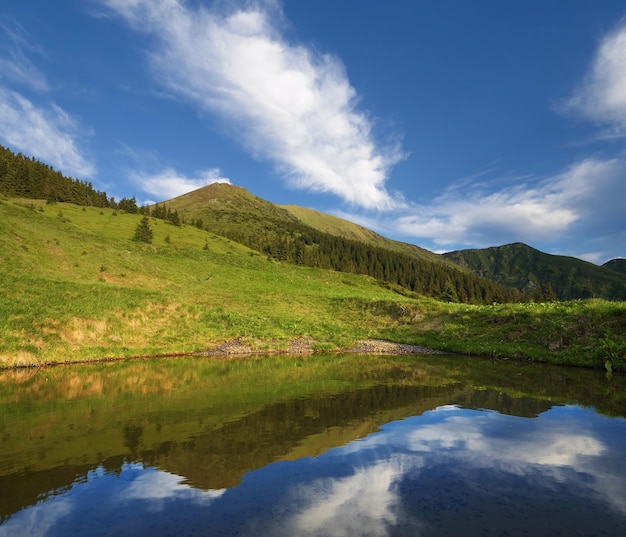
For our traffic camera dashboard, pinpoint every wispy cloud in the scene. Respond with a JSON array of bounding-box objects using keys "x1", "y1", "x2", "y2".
[
  {"x1": 0, "y1": 87, "x2": 96, "y2": 178},
  {"x1": 98, "y1": 0, "x2": 404, "y2": 210},
  {"x1": 339, "y1": 157, "x2": 626, "y2": 261},
  {"x1": 0, "y1": 15, "x2": 49, "y2": 92},
  {"x1": 346, "y1": 19, "x2": 626, "y2": 262},
  {"x1": 131, "y1": 166, "x2": 230, "y2": 200},
  {"x1": 567, "y1": 21, "x2": 626, "y2": 131},
  {"x1": 383, "y1": 20, "x2": 626, "y2": 261},
  {"x1": 0, "y1": 17, "x2": 95, "y2": 178},
  {"x1": 395, "y1": 159, "x2": 610, "y2": 247}
]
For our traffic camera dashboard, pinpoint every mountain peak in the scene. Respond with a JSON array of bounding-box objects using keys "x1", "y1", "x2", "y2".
[
  {"x1": 444, "y1": 243, "x2": 626, "y2": 300},
  {"x1": 603, "y1": 258, "x2": 626, "y2": 275}
]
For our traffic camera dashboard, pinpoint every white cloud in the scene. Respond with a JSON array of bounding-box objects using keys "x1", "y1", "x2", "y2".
[
  {"x1": 282, "y1": 459, "x2": 405, "y2": 537},
  {"x1": 567, "y1": 22, "x2": 626, "y2": 131},
  {"x1": 397, "y1": 186, "x2": 553, "y2": 247},
  {"x1": 0, "y1": 87, "x2": 96, "y2": 178},
  {"x1": 98, "y1": 0, "x2": 404, "y2": 210},
  {"x1": 131, "y1": 166, "x2": 231, "y2": 200},
  {"x1": 0, "y1": 16, "x2": 49, "y2": 92},
  {"x1": 120, "y1": 464, "x2": 225, "y2": 506},
  {"x1": 334, "y1": 20, "x2": 626, "y2": 262},
  {"x1": 0, "y1": 17, "x2": 95, "y2": 179},
  {"x1": 339, "y1": 157, "x2": 625, "y2": 261}
]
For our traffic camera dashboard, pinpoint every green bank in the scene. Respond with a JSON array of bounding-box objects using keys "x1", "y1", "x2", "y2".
[{"x1": 1, "y1": 198, "x2": 624, "y2": 369}]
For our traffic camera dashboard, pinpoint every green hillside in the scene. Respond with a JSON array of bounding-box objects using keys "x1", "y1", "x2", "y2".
[
  {"x1": 0, "y1": 197, "x2": 422, "y2": 366},
  {"x1": 169, "y1": 185, "x2": 440, "y2": 264},
  {"x1": 604, "y1": 258, "x2": 626, "y2": 275},
  {"x1": 1, "y1": 144, "x2": 625, "y2": 369},
  {"x1": 443, "y1": 243, "x2": 626, "y2": 301},
  {"x1": 2, "y1": 197, "x2": 625, "y2": 370},
  {"x1": 281, "y1": 204, "x2": 444, "y2": 263},
  {"x1": 163, "y1": 183, "x2": 521, "y2": 304},
  {"x1": 165, "y1": 182, "x2": 298, "y2": 225}
]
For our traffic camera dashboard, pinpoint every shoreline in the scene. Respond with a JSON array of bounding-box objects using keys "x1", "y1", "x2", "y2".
[
  {"x1": 196, "y1": 337, "x2": 443, "y2": 357},
  {"x1": 0, "y1": 338, "x2": 444, "y2": 371}
]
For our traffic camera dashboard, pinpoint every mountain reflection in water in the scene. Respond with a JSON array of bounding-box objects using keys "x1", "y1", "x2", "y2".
[{"x1": 0, "y1": 353, "x2": 625, "y2": 536}]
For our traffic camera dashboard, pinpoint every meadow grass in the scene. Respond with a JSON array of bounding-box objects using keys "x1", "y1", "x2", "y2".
[
  {"x1": 381, "y1": 298, "x2": 626, "y2": 369},
  {"x1": 0, "y1": 200, "x2": 401, "y2": 365},
  {"x1": 1, "y1": 199, "x2": 624, "y2": 369}
]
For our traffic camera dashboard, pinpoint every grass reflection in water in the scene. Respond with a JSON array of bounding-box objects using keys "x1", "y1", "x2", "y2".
[{"x1": 0, "y1": 353, "x2": 625, "y2": 536}]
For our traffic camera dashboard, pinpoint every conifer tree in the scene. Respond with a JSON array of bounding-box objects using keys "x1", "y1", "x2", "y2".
[
  {"x1": 543, "y1": 283, "x2": 558, "y2": 302},
  {"x1": 119, "y1": 196, "x2": 138, "y2": 213},
  {"x1": 133, "y1": 216, "x2": 153, "y2": 244}
]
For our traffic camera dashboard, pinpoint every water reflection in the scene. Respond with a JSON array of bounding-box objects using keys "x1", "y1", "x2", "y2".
[
  {"x1": 1, "y1": 354, "x2": 625, "y2": 536},
  {"x1": 276, "y1": 405, "x2": 626, "y2": 537}
]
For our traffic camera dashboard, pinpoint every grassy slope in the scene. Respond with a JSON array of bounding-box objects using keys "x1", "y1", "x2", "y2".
[
  {"x1": 0, "y1": 199, "x2": 420, "y2": 366},
  {"x1": 167, "y1": 183, "x2": 449, "y2": 265},
  {"x1": 1, "y1": 199, "x2": 625, "y2": 369},
  {"x1": 167, "y1": 182, "x2": 300, "y2": 226},
  {"x1": 281, "y1": 204, "x2": 446, "y2": 264}
]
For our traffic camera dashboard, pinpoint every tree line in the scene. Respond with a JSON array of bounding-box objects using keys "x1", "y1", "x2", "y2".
[
  {"x1": 200, "y1": 209, "x2": 525, "y2": 304},
  {"x1": 0, "y1": 143, "x2": 524, "y2": 304},
  {"x1": 0, "y1": 144, "x2": 138, "y2": 210}
]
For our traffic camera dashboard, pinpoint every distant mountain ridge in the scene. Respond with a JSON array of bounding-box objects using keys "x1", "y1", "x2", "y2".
[
  {"x1": 2, "y1": 142, "x2": 624, "y2": 302},
  {"x1": 604, "y1": 258, "x2": 626, "y2": 275},
  {"x1": 443, "y1": 243, "x2": 626, "y2": 301},
  {"x1": 164, "y1": 183, "x2": 522, "y2": 303},
  {"x1": 280, "y1": 204, "x2": 448, "y2": 265},
  {"x1": 166, "y1": 183, "x2": 444, "y2": 263}
]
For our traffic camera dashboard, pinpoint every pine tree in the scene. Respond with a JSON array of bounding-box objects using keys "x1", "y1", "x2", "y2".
[
  {"x1": 133, "y1": 216, "x2": 153, "y2": 244},
  {"x1": 119, "y1": 196, "x2": 138, "y2": 213},
  {"x1": 543, "y1": 282, "x2": 558, "y2": 302},
  {"x1": 167, "y1": 208, "x2": 181, "y2": 226}
]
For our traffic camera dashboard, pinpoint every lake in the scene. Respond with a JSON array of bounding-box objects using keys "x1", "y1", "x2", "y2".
[{"x1": 1, "y1": 353, "x2": 625, "y2": 536}]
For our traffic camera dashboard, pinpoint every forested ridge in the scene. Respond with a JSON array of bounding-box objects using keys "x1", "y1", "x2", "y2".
[
  {"x1": 214, "y1": 212, "x2": 524, "y2": 303},
  {"x1": 161, "y1": 183, "x2": 525, "y2": 304},
  {"x1": 444, "y1": 243, "x2": 626, "y2": 301},
  {"x1": 0, "y1": 144, "x2": 138, "y2": 211},
  {"x1": 0, "y1": 142, "x2": 522, "y2": 304},
  {"x1": 604, "y1": 258, "x2": 626, "y2": 276}
]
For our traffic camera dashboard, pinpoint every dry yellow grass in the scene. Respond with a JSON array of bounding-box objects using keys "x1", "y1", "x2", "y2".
[{"x1": 0, "y1": 350, "x2": 39, "y2": 368}]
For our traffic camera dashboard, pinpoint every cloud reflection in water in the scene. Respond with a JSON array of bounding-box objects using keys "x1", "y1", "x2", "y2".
[{"x1": 1, "y1": 405, "x2": 625, "y2": 537}]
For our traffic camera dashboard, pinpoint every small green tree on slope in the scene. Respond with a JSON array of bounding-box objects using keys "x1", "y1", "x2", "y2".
[{"x1": 133, "y1": 216, "x2": 153, "y2": 244}]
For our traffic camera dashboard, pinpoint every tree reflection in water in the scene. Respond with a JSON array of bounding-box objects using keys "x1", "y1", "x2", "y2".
[{"x1": 0, "y1": 354, "x2": 625, "y2": 536}]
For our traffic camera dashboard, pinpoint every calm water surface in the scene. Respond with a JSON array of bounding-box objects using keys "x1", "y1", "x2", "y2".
[{"x1": 1, "y1": 354, "x2": 625, "y2": 536}]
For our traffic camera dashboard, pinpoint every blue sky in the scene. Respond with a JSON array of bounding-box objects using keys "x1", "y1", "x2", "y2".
[{"x1": 1, "y1": 1, "x2": 625, "y2": 264}]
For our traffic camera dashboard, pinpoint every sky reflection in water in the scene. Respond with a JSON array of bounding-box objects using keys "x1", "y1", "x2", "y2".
[{"x1": 2, "y1": 404, "x2": 625, "y2": 537}]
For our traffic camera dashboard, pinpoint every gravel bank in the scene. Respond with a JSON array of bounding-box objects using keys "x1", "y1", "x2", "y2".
[{"x1": 196, "y1": 337, "x2": 442, "y2": 357}]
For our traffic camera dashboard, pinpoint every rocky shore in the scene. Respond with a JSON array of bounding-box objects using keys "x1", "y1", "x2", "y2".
[
  {"x1": 197, "y1": 337, "x2": 441, "y2": 357},
  {"x1": 7, "y1": 338, "x2": 443, "y2": 370}
]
